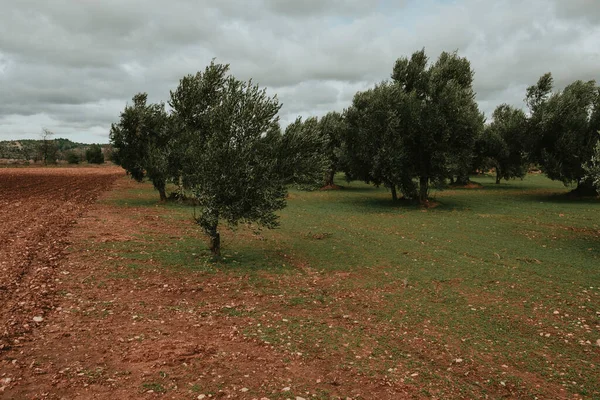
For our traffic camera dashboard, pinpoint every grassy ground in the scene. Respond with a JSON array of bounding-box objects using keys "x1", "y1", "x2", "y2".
[{"x1": 96, "y1": 173, "x2": 599, "y2": 398}]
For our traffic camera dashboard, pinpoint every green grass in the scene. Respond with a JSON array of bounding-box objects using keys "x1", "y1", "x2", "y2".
[{"x1": 99, "y1": 174, "x2": 599, "y2": 398}]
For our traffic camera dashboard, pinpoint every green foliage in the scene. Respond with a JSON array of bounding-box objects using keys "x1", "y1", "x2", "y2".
[
  {"x1": 525, "y1": 72, "x2": 553, "y2": 113},
  {"x1": 85, "y1": 144, "x2": 105, "y2": 164},
  {"x1": 344, "y1": 49, "x2": 484, "y2": 202},
  {"x1": 392, "y1": 49, "x2": 484, "y2": 201},
  {"x1": 41, "y1": 144, "x2": 58, "y2": 164},
  {"x1": 583, "y1": 136, "x2": 600, "y2": 192},
  {"x1": 318, "y1": 111, "x2": 346, "y2": 186},
  {"x1": 110, "y1": 93, "x2": 170, "y2": 200},
  {"x1": 65, "y1": 150, "x2": 81, "y2": 164},
  {"x1": 343, "y1": 82, "x2": 417, "y2": 201},
  {"x1": 0, "y1": 140, "x2": 35, "y2": 161},
  {"x1": 169, "y1": 61, "x2": 286, "y2": 256},
  {"x1": 54, "y1": 138, "x2": 84, "y2": 152},
  {"x1": 477, "y1": 104, "x2": 528, "y2": 183},
  {"x1": 526, "y1": 73, "x2": 600, "y2": 193},
  {"x1": 0, "y1": 138, "x2": 91, "y2": 162},
  {"x1": 273, "y1": 116, "x2": 329, "y2": 190}
]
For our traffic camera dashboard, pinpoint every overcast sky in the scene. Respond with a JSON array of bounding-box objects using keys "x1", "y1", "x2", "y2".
[{"x1": 0, "y1": 0, "x2": 599, "y2": 143}]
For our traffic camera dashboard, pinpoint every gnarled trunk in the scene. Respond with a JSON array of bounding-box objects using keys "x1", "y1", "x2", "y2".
[
  {"x1": 391, "y1": 185, "x2": 398, "y2": 202},
  {"x1": 201, "y1": 210, "x2": 221, "y2": 257},
  {"x1": 324, "y1": 169, "x2": 336, "y2": 187},
  {"x1": 495, "y1": 165, "x2": 501, "y2": 184},
  {"x1": 209, "y1": 230, "x2": 221, "y2": 257},
  {"x1": 153, "y1": 179, "x2": 167, "y2": 202}
]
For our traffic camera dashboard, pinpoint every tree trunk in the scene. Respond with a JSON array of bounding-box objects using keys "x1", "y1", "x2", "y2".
[
  {"x1": 456, "y1": 175, "x2": 470, "y2": 186},
  {"x1": 391, "y1": 185, "x2": 398, "y2": 202},
  {"x1": 159, "y1": 187, "x2": 167, "y2": 202},
  {"x1": 199, "y1": 210, "x2": 222, "y2": 257},
  {"x1": 419, "y1": 176, "x2": 429, "y2": 204},
  {"x1": 325, "y1": 169, "x2": 335, "y2": 187},
  {"x1": 572, "y1": 179, "x2": 598, "y2": 197},
  {"x1": 209, "y1": 230, "x2": 221, "y2": 257},
  {"x1": 153, "y1": 178, "x2": 167, "y2": 202},
  {"x1": 495, "y1": 165, "x2": 501, "y2": 184}
]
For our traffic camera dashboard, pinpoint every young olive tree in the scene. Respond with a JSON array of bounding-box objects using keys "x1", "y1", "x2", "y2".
[
  {"x1": 110, "y1": 93, "x2": 171, "y2": 201},
  {"x1": 170, "y1": 62, "x2": 286, "y2": 256}
]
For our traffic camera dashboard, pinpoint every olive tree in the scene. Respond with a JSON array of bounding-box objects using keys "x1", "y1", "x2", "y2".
[
  {"x1": 318, "y1": 111, "x2": 346, "y2": 187},
  {"x1": 170, "y1": 62, "x2": 286, "y2": 256},
  {"x1": 392, "y1": 49, "x2": 484, "y2": 203},
  {"x1": 110, "y1": 93, "x2": 171, "y2": 201},
  {"x1": 478, "y1": 104, "x2": 528, "y2": 184},
  {"x1": 343, "y1": 49, "x2": 483, "y2": 203},
  {"x1": 526, "y1": 73, "x2": 600, "y2": 195},
  {"x1": 272, "y1": 116, "x2": 329, "y2": 190},
  {"x1": 343, "y1": 82, "x2": 419, "y2": 201}
]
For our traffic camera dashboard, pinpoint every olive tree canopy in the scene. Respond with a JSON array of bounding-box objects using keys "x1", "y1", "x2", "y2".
[{"x1": 169, "y1": 62, "x2": 286, "y2": 256}]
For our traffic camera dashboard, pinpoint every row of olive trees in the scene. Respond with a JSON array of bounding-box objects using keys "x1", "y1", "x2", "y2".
[
  {"x1": 337, "y1": 51, "x2": 600, "y2": 201},
  {"x1": 473, "y1": 73, "x2": 600, "y2": 195},
  {"x1": 110, "y1": 62, "x2": 329, "y2": 256},
  {"x1": 111, "y1": 54, "x2": 600, "y2": 255},
  {"x1": 524, "y1": 74, "x2": 600, "y2": 195}
]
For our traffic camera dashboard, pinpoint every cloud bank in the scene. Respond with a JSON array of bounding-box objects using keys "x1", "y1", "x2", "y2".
[{"x1": 0, "y1": 0, "x2": 598, "y2": 142}]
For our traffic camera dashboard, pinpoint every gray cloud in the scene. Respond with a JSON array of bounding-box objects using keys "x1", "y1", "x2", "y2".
[
  {"x1": 263, "y1": 0, "x2": 379, "y2": 17},
  {"x1": 0, "y1": 0, "x2": 598, "y2": 143},
  {"x1": 554, "y1": 0, "x2": 600, "y2": 23}
]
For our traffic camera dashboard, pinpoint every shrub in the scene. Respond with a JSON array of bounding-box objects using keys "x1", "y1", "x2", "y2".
[
  {"x1": 85, "y1": 144, "x2": 105, "y2": 164},
  {"x1": 66, "y1": 151, "x2": 81, "y2": 164}
]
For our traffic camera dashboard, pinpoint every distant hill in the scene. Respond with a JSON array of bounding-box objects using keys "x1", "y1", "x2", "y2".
[{"x1": 0, "y1": 138, "x2": 111, "y2": 163}]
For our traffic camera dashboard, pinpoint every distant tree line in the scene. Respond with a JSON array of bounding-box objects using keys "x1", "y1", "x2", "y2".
[
  {"x1": 0, "y1": 135, "x2": 111, "y2": 165},
  {"x1": 110, "y1": 52, "x2": 600, "y2": 255}
]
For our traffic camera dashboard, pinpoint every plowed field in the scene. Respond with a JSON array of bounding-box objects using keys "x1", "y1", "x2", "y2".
[{"x1": 0, "y1": 167, "x2": 122, "y2": 350}]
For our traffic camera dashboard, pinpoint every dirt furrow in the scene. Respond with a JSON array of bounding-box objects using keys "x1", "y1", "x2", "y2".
[{"x1": 0, "y1": 168, "x2": 123, "y2": 351}]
